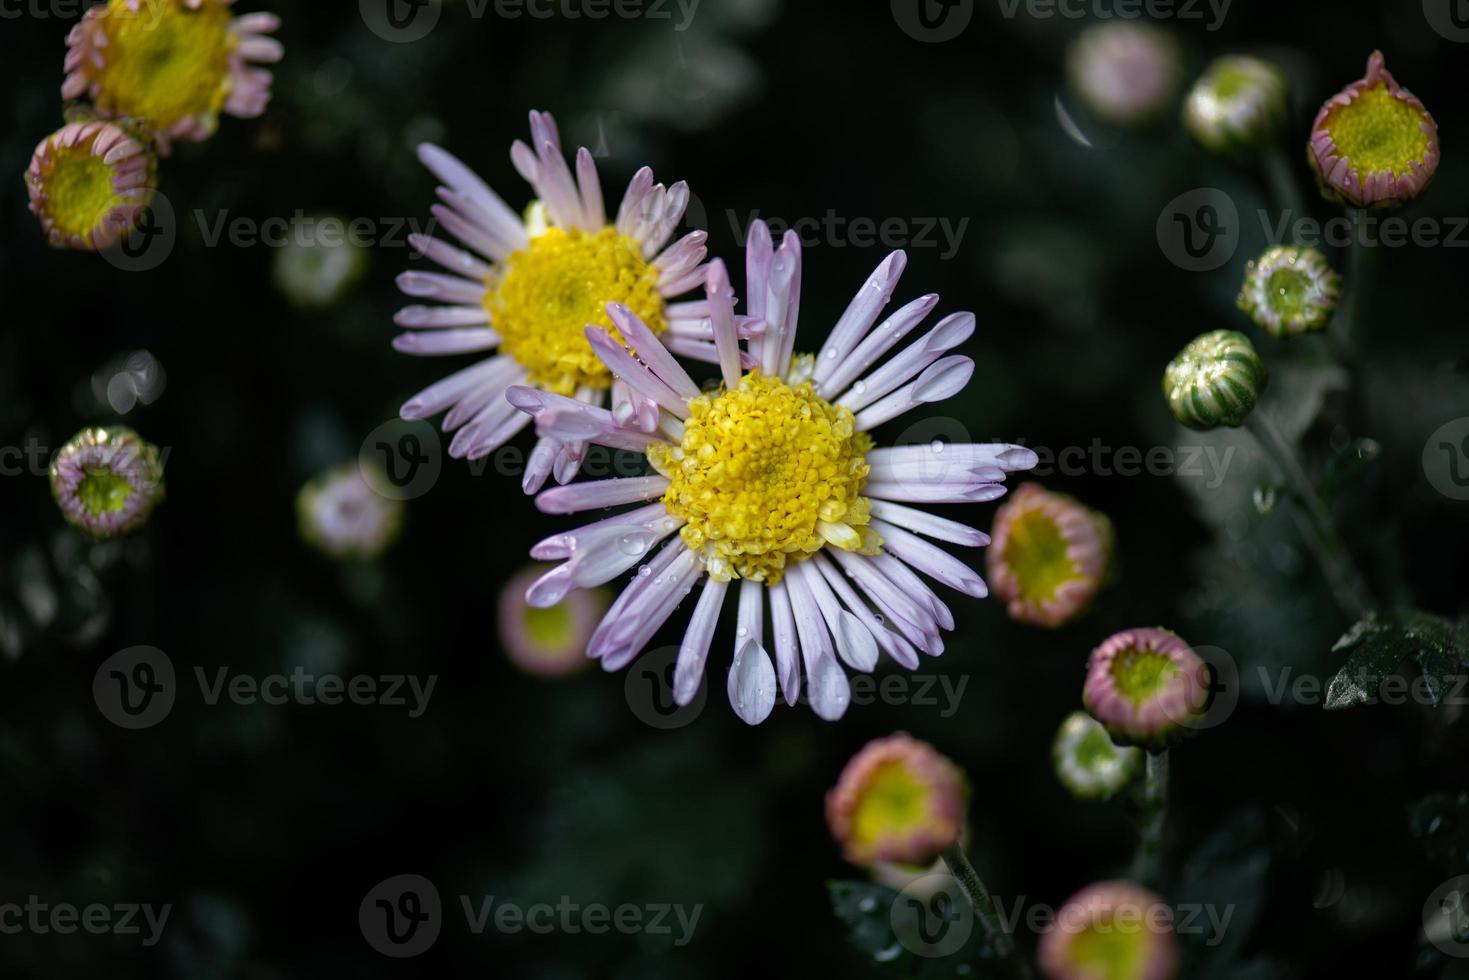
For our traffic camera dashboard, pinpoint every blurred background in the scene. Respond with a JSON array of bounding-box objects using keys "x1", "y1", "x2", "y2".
[{"x1": 1, "y1": 0, "x2": 1467, "y2": 976}]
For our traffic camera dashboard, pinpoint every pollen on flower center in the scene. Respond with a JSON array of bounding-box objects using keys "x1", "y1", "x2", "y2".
[
  {"x1": 1109, "y1": 647, "x2": 1178, "y2": 706},
  {"x1": 93, "y1": 0, "x2": 237, "y2": 130},
  {"x1": 486, "y1": 226, "x2": 667, "y2": 395},
  {"x1": 1323, "y1": 86, "x2": 1431, "y2": 177},
  {"x1": 77, "y1": 467, "x2": 135, "y2": 516},
  {"x1": 648, "y1": 372, "x2": 877, "y2": 583},
  {"x1": 33, "y1": 145, "x2": 121, "y2": 241}
]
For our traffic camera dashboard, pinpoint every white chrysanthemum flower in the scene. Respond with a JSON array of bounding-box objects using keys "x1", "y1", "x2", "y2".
[
  {"x1": 393, "y1": 110, "x2": 721, "y2": 493},
  {"x1": 509, "y1": 224, "x2": 1036, "y2": 724}
]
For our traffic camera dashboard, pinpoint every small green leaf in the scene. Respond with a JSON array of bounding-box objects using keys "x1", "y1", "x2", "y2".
[{"x1": 1324, "y1": 610, "x2": 1469, "y2": 710}]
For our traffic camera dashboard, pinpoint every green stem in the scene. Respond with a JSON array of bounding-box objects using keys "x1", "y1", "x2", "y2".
[
  {"x1": 1263, "y1": 145, "x2": 1306, "y2": 224},
  {"x1": 1132, "y1": 751, "x2": 1170, "y2": 886},
  {"x1": 940, "y1": 843, "x2": 1032, "y2": 978},
  {"x1": 1245, "y1": 411, "x2": 1373, "y2": 619}
]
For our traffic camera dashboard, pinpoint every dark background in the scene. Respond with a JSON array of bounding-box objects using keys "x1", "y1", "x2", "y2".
[{"x1": 1, "y1": 0, "x2": 1467, "y2": 976}]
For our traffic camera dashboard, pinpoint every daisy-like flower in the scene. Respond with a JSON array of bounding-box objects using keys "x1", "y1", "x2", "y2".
[
  {"x1": 26, "y1": 120, "x2": 156, "y2": 251},
  {"x1": 1038, "y1": 881, "x2": 1179, "y2": 980},
  {"x1": 50, "y1": 426, "x2": 166, "y2": 539},
  {"x1": 62, "y1": 0, "x2": 282, "y2": 149},
  {"x1": 987, "y1": 483, "x2": 1112, "y2": 629},
  {"x1": 1307, "y1": 51, "x2": 1439, "y2": 209},
  {"x1": 1066, "y1": 23, "x2": 1183, "y2": 127},
  {"x1": 510, "y1": 226, "x2": 1036, "y2": 723},
  {"x1": 497, "y1": 565, "x2": 608, "y2": 678},
  {"x1": 1052, "y1": 711, "x2": 1142, "y2": 801},
  {"x1": 826, "y1": 732, "x2": 967, "y2": 868},
  {"x1": 1162, "y1": 329, "x2": 1267, "y2": 431},
  {"x1": 297, "y1": 463, "x2": 404, "y2": 561},
  {"x1": 393, "y1": 111, "x2": 717, "y2": 494},
  {"x1": 1236, "y1": 245, "x2": 1340, "y2": 339},
  {"x1": 1083, "y1": 628, "x2": 1209, "y2": 752},
  {"x1": 1183, "y1": 55, "x2": 1290, "y2": 155}
]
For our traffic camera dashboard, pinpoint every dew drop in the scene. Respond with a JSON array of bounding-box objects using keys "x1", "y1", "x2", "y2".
[
  {"x1": 618, "y1": 531, "x2": 653, "y2": 557},
  {"x1": 930, "y1": 439, "x2": 944, "y2": 454},
  {"x1": 858, "y1": 897, "x2": 877, "y2": 913},
  {"x1": 736, "y1": 626, "x2": 749, "y2": 638},
  {"x1": 638, "y1": 565, "x2": 652, "y2": 577}
]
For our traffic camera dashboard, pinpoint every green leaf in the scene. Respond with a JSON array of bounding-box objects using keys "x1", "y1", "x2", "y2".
[{"x1": 1324, "y1": 610, "x2": 1469, "y2": 710}]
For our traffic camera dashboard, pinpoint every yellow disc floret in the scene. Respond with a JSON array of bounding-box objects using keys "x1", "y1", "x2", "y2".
[
  {"x1": 648, "y1": 371, "x2": 878, "y2": 584},
  {"x1": 33, "y1": 144, "x2": 125, "y2": 242},
  {"x1": 1323, "y1": 85, "x2": 1432, "y2": 177},
  {"x1": 93, "y1": 0, "x2": 236, "y2": 132},
  {"x1": 486, "y1": 226, "x2": 667, "y2": 395}
]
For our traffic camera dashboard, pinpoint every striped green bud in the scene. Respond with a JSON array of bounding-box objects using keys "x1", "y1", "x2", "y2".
[{"x1": 1163, "y1": 330, "x2": 1267, "y2": 430}]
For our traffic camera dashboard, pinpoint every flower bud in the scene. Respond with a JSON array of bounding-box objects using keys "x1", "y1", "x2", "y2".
[
  {"x1": 1307, "y1": 51, "x2": 1439, "y2": 209},
  {"x1": 1052, "y1": 711, "x2": 1143, "y2": 800},
  {"x1": 1066, "y1": 23, "x2": 1183, "y2": 127},
  {"x1": 26, "y1": 120, "x2": 156, "y2": 251},
  {"x1": 1038, "y1": 881, "x2": 1179, "y2": 980},
  {"x1": 1083, "y1": 628, "x2": 1209, "y2": 751},
  {"x1": 1183, "y1": 55, "x2": 1289, "y2": 154},
  {"x1": 1162, "y1": 329, "x2": 1266, "y2": 430},
  {"x1": 825, "y1": 732, "x2": 967, "y2": 868},
  {"x1": 987, "y1": 483, "x2": 1113, "y2": 630},
  {"x1": 1237, "y1": 245, "x2": 1340, "y2": 338},
  {"x1": 50, "y1": 426, "x2": 166, "y2": 538},
  {"x1": 297, "y1": 463, "x2": 404, "y2": 561},
  {"x1": 272, "y1": 213, "x2": 370, "y2": 309},
  {"x1": 497, "y1": 565, "x2": 607, "y2": 677}
]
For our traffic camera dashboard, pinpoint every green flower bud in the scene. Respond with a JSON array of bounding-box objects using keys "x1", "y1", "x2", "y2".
[
  {"x1": 1052, "y1": 711, "x2": 1142, "y2": 800},
  {"x1": 1183, "y1": 55, "x2": 1290, "y2": 154},
  {"x1": 1237, "y1": 245, "x2": 1340, "y2": 338},
  {"x1": 1162, "y1": 330, "x2": 1267, "y2": 430}
]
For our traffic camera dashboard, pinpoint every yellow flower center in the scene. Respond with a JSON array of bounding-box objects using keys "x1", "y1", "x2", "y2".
[
  {"x1": 850, "y1": 761, "x2": 938, "y2": 855},
  {"x1": 648, "y1": 371, "x2": 877, "y2": 584},
  {"x1": 1067, "y1": 919, "x2": 1150, "y2": 980},
  {"x1": 94, "y1": 0, "x2": 236, "y2": 131},
  {"x1": 1007, "y1": 509, "x2": 1080, "y2": 605},
  {"x1": 32, "y1": 139, "x2": 127, "y2": 240},
  {"x1": 1323, "y1": 85, "x2": 1432, "y2": 177},
  {"x1": 485, "y1": 226, "x2": 667, "y2": 395}
]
